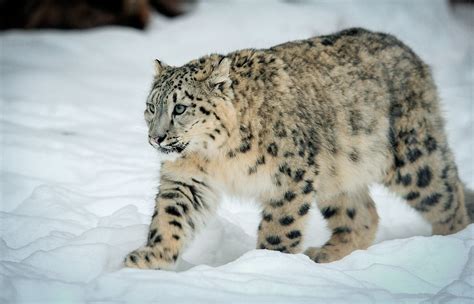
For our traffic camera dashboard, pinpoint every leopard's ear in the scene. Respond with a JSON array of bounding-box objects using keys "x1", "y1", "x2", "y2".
[
  {"x1": 154, "y1": 59, "x2": 168, "y2": 77},
  {"x1": 208, "y1": 57, "x2": 231, "y2": 91}
]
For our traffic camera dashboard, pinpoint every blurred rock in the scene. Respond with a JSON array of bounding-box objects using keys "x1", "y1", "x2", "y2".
[
  {"x1": 0, "y1": 0, "x2": 196, "y2": 30},
  {"x1": 150, "y1": 0, "x2": 197, "y2": 18}
]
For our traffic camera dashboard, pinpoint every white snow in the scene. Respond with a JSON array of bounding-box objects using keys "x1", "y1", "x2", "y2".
[{"x1": 1, "y1": 0, "x2": 473, "y2": 303}]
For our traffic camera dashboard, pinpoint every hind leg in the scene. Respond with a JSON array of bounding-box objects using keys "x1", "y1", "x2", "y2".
[
  {"x1": 304, "y1": 187, "x2": 378, "y2": 263},
  {"x1": 257, "y1": 183, "x2": 315, "y2": 254},
  {"x1": 385, "y1": 132, "x2": 469, "y2": 235},
  {"x1": 384, "y1": 61, "x2": 469, "y2": 234}
]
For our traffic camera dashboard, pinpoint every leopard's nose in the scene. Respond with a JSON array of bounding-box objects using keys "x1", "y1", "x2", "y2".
[
  {"x1": 150, "y1": 134, "x2": 167, "y2": 144},
  {"x1": 156, "y1": 134, "x2": 167, "y2": 144}
]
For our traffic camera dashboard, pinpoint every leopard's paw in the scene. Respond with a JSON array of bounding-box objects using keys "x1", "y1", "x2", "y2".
[
  {"x1": 304, "y1": 246, "x2": 344, "y2": 263},
  {"x1": 124, "y1": 246, "x2": 176, "y2": 270}
]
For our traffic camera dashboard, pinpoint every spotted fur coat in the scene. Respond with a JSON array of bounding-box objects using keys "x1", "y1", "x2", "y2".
[{"x1": 124, "y1": 28, "x2": 470, "y2": 269}]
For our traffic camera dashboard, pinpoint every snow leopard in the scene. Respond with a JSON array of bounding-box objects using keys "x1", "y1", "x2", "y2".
[{"x1": 124, "y1": 28, "x2": 471, "y2": 269}]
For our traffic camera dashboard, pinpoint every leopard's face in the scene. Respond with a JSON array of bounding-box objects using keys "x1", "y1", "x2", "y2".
[{"x1": 145, "y1": 57, "x2": 236, "y2": 156}]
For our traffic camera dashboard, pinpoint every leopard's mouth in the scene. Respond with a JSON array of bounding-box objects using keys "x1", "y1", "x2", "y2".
[
  {"x1": 148, "y1": 136, "x2": 189, "y2": 154},
  {"x1": 156, "y1": 142, "x2": 189, "y2": 154}
]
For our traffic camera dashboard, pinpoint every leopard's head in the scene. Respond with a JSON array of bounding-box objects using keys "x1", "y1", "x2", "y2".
[{"x1": 144, "y1": 55, "x2": 237, "y2": 156}]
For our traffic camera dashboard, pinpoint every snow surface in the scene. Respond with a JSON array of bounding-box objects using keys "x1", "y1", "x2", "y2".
[{"x1": 1, "y1": 0, "x2": 473, "y2": 303}]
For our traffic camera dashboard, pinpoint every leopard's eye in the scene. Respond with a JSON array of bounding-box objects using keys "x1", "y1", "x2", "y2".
[
  {"x1": 173, "y1": 104, "x2": 187, "y2": 115},
  {"x1": 147, "y1": 103, "x2": 155, "y2": 114}
]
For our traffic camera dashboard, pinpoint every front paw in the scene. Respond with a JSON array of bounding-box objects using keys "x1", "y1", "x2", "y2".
[{"x1": 124, "y1": 246, "x2": 177, "y2": 270}]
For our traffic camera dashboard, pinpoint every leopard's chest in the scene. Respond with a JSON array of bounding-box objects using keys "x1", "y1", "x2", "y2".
[{"x1": 209, "y1": 152, "x2": 277, "y2": 200}]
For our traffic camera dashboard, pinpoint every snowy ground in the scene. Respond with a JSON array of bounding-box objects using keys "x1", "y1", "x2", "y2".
[{"x1": 1, "y1": 0, "x2": 473, "y2": 303}]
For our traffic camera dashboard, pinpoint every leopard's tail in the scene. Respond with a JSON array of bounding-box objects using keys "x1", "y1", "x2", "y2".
[{"x1": 464, "y1": 186, "x2": 474, "y2": 223}]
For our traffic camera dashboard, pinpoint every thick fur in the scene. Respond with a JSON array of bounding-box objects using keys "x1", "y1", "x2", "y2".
[
  {"x1": 464, "y1": 187, "x2": 474, "y2": 222},
  {"x1": 124, "y1": 28, "x2": 470, "y2": 269}
]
